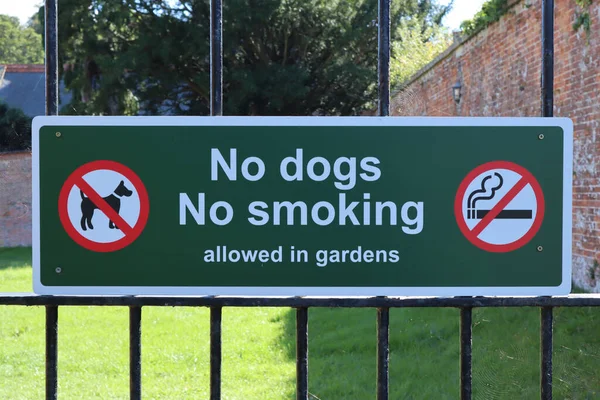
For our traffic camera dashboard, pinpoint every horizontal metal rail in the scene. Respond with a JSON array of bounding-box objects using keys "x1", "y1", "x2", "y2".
[
  {"x1": 0, "y1": 293, "x2": 600, "y2": 308},
  {"x1": 1, "y1": 294, "x2": 599, "y2": 307}
]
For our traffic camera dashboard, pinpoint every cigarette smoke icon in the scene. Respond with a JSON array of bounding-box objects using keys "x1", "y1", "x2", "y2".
[{"x1": 467, "y1": 172, "x2": 532, "y2": 220}]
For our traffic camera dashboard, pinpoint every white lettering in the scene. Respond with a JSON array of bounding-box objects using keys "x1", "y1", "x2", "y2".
[
  {"x1": 179, "y1": 193, "x2": 205, "y2": 225},
  {"x1": 209, "y1": 201, "x2": 234, "y2": 226},
  {"x1": 241, "y1": 157, "x2": 265, "y2": 181},
  {"x1": 338, "y1": 193, "x2": 359, "y2": 225},
  {"x1": 307, "y1": 157, "x2": 331, "y2": 181},
  {"x1": 333, "y1": 157, "x2": 357, "y2": 190},
  {"x1": 280, "y1": 149, "x2": 303, "y2": 181},
  {"x1": 375, "y1": 201, "x2": 397, "y2": 226},
  {"x1": 274, "y1": 201, "x2": 308, "y2": 225},
  {"x1": 359, "y1": 157, "x2": 381, "y2": 181},
  {"x1": 401, "y1": 201, "x2": 424, "y2": 234},
  {"x1": 311, "y1": 201, "x2": 335, "y2": 226},
  {"x1": 248, "y1": 201, "x2": 270, "y2": 225},
  {"x1": 211, "y1": 148, "x2": 237, "y2": 181}
]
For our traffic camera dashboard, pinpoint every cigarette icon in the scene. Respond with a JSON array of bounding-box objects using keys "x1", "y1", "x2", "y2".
[
  {"x1": 467, "y1": 172, "x2": 533, "y2": 220},
  {"x1": 471, "y1": 209, "x2": 532, "y2": 219}
]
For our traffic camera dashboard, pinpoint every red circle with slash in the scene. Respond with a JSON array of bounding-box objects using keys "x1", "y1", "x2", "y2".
[
  {"x1": 58, "y1": 160, "x2": 149, "y2": 252},
  {"x1": 454, "y1": 161, "x2": 545, "y2": 253}
]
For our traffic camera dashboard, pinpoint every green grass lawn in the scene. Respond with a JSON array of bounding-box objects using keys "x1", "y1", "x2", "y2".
[{"x1": 1, "y1": 247, "x2": 600, "y2": 399}]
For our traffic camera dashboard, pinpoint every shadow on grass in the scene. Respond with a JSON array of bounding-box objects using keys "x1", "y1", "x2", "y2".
[
  {"x1": 0, "y1": 247, "x2": 32, "y2": 270},
  {"x1": 277, "y1": 307, "x2": 465, "y2": 399},
  {"x1": 277, "y1": 301, "x2": 600, "y2": 399}
]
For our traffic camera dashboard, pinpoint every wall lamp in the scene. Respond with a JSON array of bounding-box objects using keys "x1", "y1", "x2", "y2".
[{"x1": 452, "y1": 80, "x2": 462, "y2": 104}]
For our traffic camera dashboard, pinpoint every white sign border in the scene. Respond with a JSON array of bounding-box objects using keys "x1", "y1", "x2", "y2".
[{"x1": 32, "y1": 116, "x2": 573, "y2": 296}]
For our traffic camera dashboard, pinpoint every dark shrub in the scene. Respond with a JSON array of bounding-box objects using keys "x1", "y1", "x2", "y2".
[{"x1": 0, "y1": 101, "x2": 31, "y2": 152}]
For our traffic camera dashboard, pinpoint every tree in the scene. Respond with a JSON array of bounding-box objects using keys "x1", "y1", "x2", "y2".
[
  {"x1": 0, "y1": 15, "x2": 44, "y2": 64},
  {"x1": 391, "y1": 20, "x2": 451, "y2": 85},
  {"x1": 27, "y1": 11, "x2": 44, "y2": 36},
  {"x1": 459, "y1": 0, "x2": 509, "y2": 36},
  {"x1": 52, "y1": 0, "x2": 451, "y2": 116},
  {"x1": 0, "y1": 101, "x2": 31, "y2": 152}
]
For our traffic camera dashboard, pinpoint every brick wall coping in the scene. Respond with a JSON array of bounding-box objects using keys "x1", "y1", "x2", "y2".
[
  {"x1": 0, "y1": 151, "x2": 32, "y2": 159},
  {"x1": 2, "y1": 64, "x2": 45, "y2": 73}
]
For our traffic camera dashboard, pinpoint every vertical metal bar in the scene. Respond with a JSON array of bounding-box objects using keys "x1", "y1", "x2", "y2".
[
  {"x1": 376, "y1": 3, "x2": 391, "y2": 395},
  {"x1": 129, "y1": 306, "x2": 142, "y2": 400},
  {"x1": 210, "y1": 0, "x2": 223, "y2": 116},
  {"x1": 44, "y1": 0, "x2": 59, "y2": 115},
  {"x1": 541, "y1": 307, "x2": 553, "y2": 400},
  {"x1": 541, "y1": 1, "x2": 554, "y2": 394},
  {"x1": 377, "y1": 308, "x2": 389, "y2": 400},
  {"x1": 377, "y1": 0, "x2": 391, "y2": 116},
  {"x1": 460, "y1": 308, "x2": 473, "y2": 400},
  {"x1": 296, "y1": 308, "x2": 309, "y2": 400},
  {"x1": 541, "y1": 0, "x2": 554, "y2": 117},
  {"x1": 209, "y1": 0, "x2": 223, "y2": 390},
  {"x1": 210, "y1": 306, "x2": 222, "y2": 400},
  {"x1": 45, "y1": 306, "x2": 58, "y2": 400},
  {"x1": 44, "y1": 4, "x2": 59, "y2": 394}
]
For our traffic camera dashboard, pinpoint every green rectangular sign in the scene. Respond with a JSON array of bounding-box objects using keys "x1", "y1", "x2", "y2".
[{"x1": 32, "y1": 116, "x2": 573, "y2": 296}]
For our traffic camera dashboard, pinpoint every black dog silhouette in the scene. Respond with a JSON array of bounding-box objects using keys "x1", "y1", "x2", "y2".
[{"x1": 80, "y1": 180, "x2": 133, "y2": 231}]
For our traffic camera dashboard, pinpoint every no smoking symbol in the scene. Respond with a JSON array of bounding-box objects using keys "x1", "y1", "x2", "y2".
[
  {"x1": 58, "y1": 160, "x2": 150, "y2": 252},
  {"x1": 454, "y1": 161, "x2": 545, "y2": 253}
]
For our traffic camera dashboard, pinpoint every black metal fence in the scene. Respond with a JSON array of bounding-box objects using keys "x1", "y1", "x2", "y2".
[
  {"x1": 3, "y1": 294, "x2": 600, "y2": 400},
  {"x1": 1, "y1": 0, "x2": 598, "y2": 399}
]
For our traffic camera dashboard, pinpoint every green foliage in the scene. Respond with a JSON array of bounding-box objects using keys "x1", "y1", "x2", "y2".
[
  {"x1": 0, "y1": 101, "x2": 31, "y2": 152},
  {"x1": 391, "y1": 21, "x2": 452, "y2": 85},
  {"x1": 26, "y1": 11, "x2": 44, "y2": 36},
  {"x1": 573, "y1": 0, "x2": 593, "y2": 33},
  {"x1": 52, "y1": 0, "x2": 451, "y2": 116},
  {"x1": 0, "y1": 15, "x2": 44, "y2": 64},
  {"x1": 459, "y1": 0, "x2": 509, "y2": 37}
]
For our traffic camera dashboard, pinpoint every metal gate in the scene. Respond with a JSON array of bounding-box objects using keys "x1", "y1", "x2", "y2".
[{"x1": 1, "y1": 0, "x2": 599, "y2": 399}]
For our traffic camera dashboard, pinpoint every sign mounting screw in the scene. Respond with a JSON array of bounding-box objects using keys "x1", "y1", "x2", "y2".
[
  {"x1": 538, "y1": 133, "x2": 544, "y2": 140},
  {"x1": 537, "y1": 246, "x2": 544, "y2": 252},
  {"x1": 55, "y1": 132, "x2": 62, "y2": 138},
  {"x1": 55, "y1": 267, "x2": 62, "y2": 274}
]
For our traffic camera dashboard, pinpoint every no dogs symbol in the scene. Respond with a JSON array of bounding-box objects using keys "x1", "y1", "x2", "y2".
[
  {"x1": 58, "y1": 160, "x2": 149, "y2": 252},
  {"x1": 454, "y1": 161, "x2": 545, "y2": 253}
]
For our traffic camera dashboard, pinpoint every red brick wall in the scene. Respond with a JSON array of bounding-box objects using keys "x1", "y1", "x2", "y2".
[
  {"x1": 394, "y1": 0, "x2": 600, "y2": 291},
  {"x1": 0, "y1": 152, "x2": 32, "y2": 247}
]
